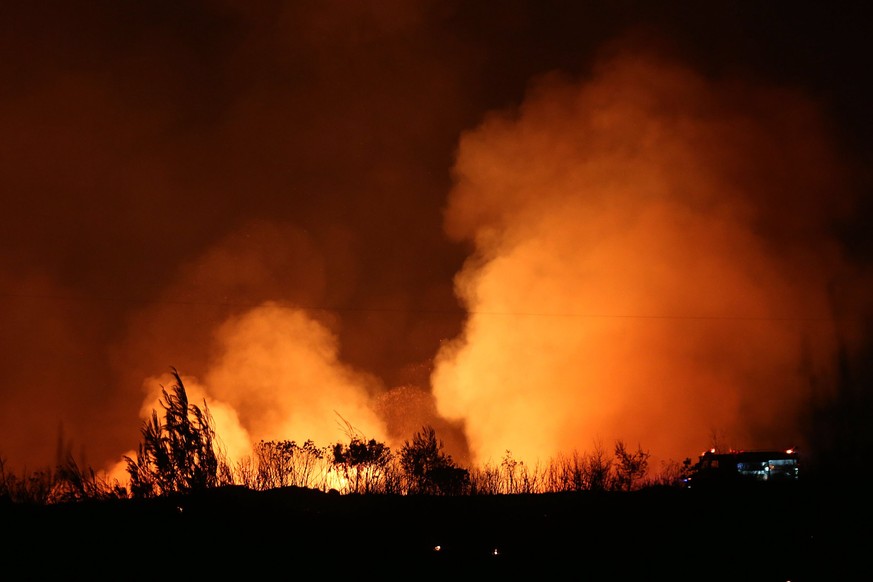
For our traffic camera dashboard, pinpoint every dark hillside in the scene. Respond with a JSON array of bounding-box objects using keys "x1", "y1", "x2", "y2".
[{"x1": 2, "y1": 481, "x2": 865, "y2": 579}]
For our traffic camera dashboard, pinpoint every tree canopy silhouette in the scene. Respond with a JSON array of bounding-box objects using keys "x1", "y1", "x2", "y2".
[{"x1": 400, "y1": 425, "x2": 469, "y2": 495}]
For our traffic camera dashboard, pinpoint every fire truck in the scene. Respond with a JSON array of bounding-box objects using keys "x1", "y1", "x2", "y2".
[{"x1": 684, "y1": 448, "x2": 799, "y2": 488}]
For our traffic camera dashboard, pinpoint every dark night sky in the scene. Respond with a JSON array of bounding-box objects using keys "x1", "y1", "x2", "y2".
[{"x1": 1, "y1": 1, "x2": 871, "y2": 478}]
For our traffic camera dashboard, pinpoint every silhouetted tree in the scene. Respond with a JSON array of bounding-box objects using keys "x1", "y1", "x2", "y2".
[
  {"x1": 583, "y1": 440, "x2": 613, "y2": 491},
  {"x1": 400, "y1": 425, "x2": 469, "y2": 495},
  {"x1": 543, "y1": 451, "x2": 584, "y2": 492},
  {"x1": 124, "y1": 368, "x2": 221, "y2": 498},
  {"x1": 329, "y1": 413, "x2": 393, "y2": 494},
  {"x1": 613, "y1": 440, "x2": 650, "y2": 492},
  {"x1": 331, "y1": 437, "x2": 392, "y2": 494}
]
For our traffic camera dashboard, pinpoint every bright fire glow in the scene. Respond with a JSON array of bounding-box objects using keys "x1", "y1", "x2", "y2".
[
  {"x1": 1, "y1": 6, "x2": 870, "y2": 490},
  {"x1": 115, "y1": 303, "x2": 392, "y2": 486},
  {"x1": 110, "y1": 47, "x2": 865, "y2": 480},
  {"x1": 431, "y1": 47, "x2": 861, "y2": 469},
  {"x1": 100, "y1": 43, "x2": 869, "y2": 485}
]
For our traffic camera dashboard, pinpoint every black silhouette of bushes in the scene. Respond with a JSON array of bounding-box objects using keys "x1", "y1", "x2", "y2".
[
  {"x1": 400, "y1": 425, "x2": 469, "y2": 495},
  {"x1": 252, "y1": 439, "x2": 328, "y2": 490},
  {"x1": 1, "y1": 366, "x2": 681, "y2": 503},
  {"x1": 124, "y1": 368, "x2": 226, "y2": 498}
]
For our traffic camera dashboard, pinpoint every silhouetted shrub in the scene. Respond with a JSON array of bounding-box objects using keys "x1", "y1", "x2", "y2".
[
  {"x1": 544, "y1": 450, "x2": 586, "y2": 492},
  {"x1": 0, "y1": 459, "x2": 53, "y2": 504},
  {"x1": 124, "y1": 368, "x2": 224, "y2": 498},
  {"x1": 613, "y1": 440, "x2": 650, "y2": 491},
  {"x1": 583, "y1": 440, "x2": 614, "y2": 492},
  {"x1": 400, "y1": 425, "x2": 468, "y2": 495},
  {"x1": 0, "y1": 452, "x2": 126, "y2": 504},
  {"x1": 254, "y1": 439, "x2": 329, "y2": 490},
  {"x1": 52, "y1": 451, "x2": 127, "y2": 502},
  {"x1": 329, "y1": 417, "x2": 394, "y2": 494},
  {"x1": 331, "y1": 437, "x2": 393, "y2": 494}
]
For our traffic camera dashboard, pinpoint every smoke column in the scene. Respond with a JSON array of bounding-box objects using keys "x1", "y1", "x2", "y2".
[
  {"x1": 2, "y1": 3, "x2": 871, "y2": 481},
  {"x1": 432, "y1": 44, "x2": 870, "y2": 469}
]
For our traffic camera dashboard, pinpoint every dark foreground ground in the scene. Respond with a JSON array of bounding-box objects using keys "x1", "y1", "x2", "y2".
[{"x1": 2, "y1": 480, "x2": 869, "y2": 580}]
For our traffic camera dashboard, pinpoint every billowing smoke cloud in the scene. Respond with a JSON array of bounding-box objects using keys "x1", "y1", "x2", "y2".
[
  {"x1": 1, "y1": 2, "x2": 870, "y2": 481},
  {"x1": 116, "y1": 302, "x2": 391, "y2": 477},
  {"x1": 432, "y1": 45, "x2": 871, "y2": 468},
  {"x1": 111, "y1": 219, "x2": 450, "y2": 470},
  {"x1": 0, "y1": 1, "x2": 473, "y2": 477},
  {"x1": 203, "y1": 302, "x2": 388, "y2": 448}
]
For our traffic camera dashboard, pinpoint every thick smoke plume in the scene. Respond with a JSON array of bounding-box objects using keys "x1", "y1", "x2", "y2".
[
  {"x1": 432, "y1": 46, "x2": 871, "y2": 468},
  {"x1": 1, "y1": 3, "x2": 870, "y2": 481},
  {"x1": 117, "y1": 302, "x2": 390, "y2": 481},
  {"x1": 203, "y1": 302, "x2": 387, "y2": 448}
]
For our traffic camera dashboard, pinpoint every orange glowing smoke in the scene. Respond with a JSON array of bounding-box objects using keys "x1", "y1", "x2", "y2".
[
  {"x1": 203, "y1": 302, "x2": 388, "y2": 449},
  {"x1": 114, "y1": 44, "x2": 869, "y2": 480},
  {"x1": 117, "y1": 302, "x2": 391, "y2": 480},
  {"x1": 431, "y1": 46, "x2": 866, "y2": 469}
]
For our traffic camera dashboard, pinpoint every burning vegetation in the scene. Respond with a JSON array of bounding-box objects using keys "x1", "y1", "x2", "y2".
[{"x1": 1, "y1": 370, "x2": 678, "y2": 503}]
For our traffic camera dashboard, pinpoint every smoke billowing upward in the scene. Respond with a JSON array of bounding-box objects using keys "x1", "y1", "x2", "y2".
[
  {"x1": 1, "y1": 2, "x2": 871, "y2": 479},
  {"x1": 433, "y1": 44, "x2": 872, "y2": 468}
]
